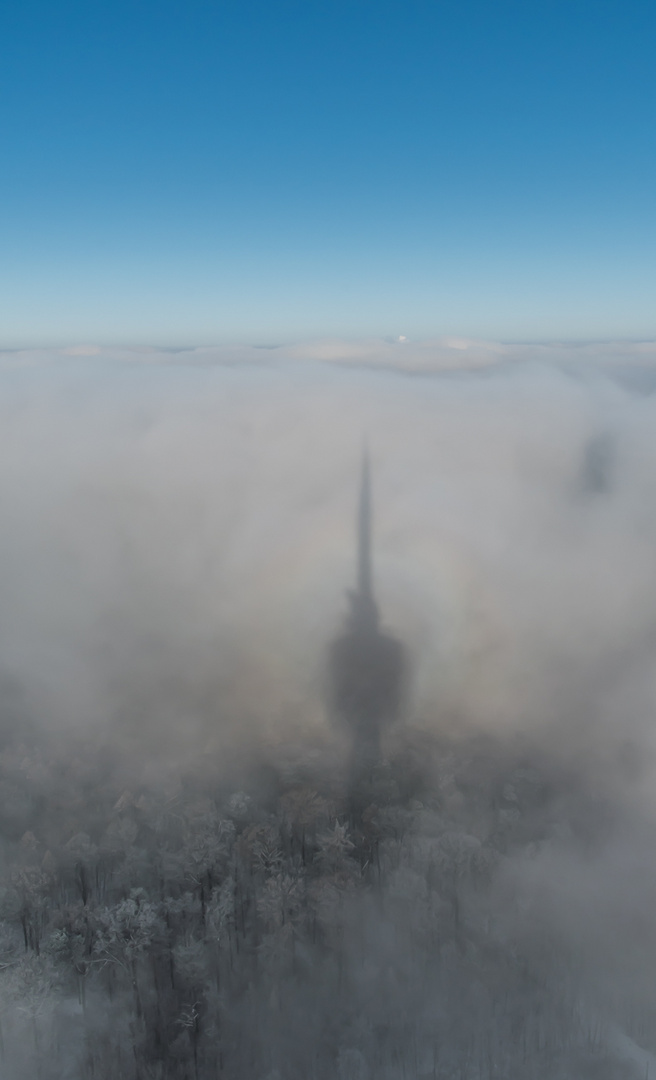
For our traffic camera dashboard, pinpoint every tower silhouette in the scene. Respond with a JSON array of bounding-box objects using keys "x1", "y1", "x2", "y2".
[{"x1": 330, "y1": 450, "x2": 404, "y2": 780}]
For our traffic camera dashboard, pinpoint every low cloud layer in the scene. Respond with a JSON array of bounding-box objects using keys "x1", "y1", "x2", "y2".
[
  {"x1": 2, "y1": 341, "x2": 656, "y2": 1075},
  {"x1": 2, "y1": 340, "x2": 656, "y2": 764},
  {"x1": 5, "y1": 334, "x2": 656, "y2": 377}
]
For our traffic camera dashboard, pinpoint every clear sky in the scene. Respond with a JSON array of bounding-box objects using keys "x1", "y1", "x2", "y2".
[{"x1": 2, "y1": 0, "x2": 655, "y2": 345}]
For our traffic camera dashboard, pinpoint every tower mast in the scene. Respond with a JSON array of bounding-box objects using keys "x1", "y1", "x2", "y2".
[
  {"x1": 357, "y1": 447, "x2": 373, "y2": 601},
  {"x1": 351, "y1": 447, "x2": 379, "y2": 633}
]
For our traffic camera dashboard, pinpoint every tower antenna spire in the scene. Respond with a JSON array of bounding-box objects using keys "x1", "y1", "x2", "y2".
[
  {"x1": 350, "y1": 442, "x2": 378, "y2": 633},
  {"x1": 357, "y1": 443, "x2": 373, "y2": 600}
]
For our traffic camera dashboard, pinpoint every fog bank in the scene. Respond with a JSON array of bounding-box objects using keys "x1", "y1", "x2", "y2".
[{"x1": 1, "y1": 343, "x2": 656, "y2": 1077}]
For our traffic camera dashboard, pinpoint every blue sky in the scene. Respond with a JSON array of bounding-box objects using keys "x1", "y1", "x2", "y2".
[{"x1": 2, "y1": 0, "x2": 655, "y2": 345}]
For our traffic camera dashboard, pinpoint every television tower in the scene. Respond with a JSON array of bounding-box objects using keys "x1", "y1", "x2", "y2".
[{"x1": 330, "y1": 451, "x2": 404, "y2": 778}]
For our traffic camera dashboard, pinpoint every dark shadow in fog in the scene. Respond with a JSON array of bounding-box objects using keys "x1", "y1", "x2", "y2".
[{"x1": 329, "y1": 451, "x2": 405, "y2": 807}]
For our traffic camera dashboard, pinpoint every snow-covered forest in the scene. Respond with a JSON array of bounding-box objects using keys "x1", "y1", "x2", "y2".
[{"x1": 0, "y1": 716, "x2": 653, "y2": 1080}]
